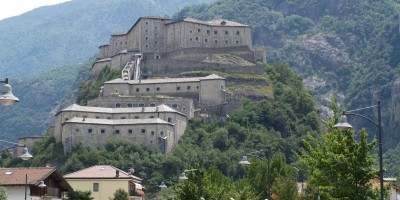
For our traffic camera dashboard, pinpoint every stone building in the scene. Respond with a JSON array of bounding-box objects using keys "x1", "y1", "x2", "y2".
[
  {"x1": 101, "y1": 74, "x2": 226, "y2": 106},
  {"x1": 88, "y1": 95, "x2": 194, "y2": 118},
  {"x1": 53, "y1": 104, "x2": 187, "y2": 154},
  {"x1": 92, "y1": 16, "x2": 259, "y2": 73}
]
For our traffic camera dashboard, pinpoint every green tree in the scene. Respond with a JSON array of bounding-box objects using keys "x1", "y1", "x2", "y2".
[
  {"x1": 0, "y1": 186, "x2": 7, "y2": 200},
  {"x1": 298, "y1": 105, "x2": 379, "y2": 199},
  {"x1": 111, "y1": 189, "x2": 129, "y2": 200},
  {"x1": 66, "y1": 190, "x2": 94, "y2": 200}
]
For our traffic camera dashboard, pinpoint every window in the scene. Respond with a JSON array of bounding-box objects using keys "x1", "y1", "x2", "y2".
[
  {"x1": 141, "y1": 129, "x2": 146, "y2": 133},
  {"x1": 204, "y1": 39, "x2": 208, "y2": 42},
  {"x1": 145, "y1": 37, "x2": 148, "y2": 40},
  {"x1": 172, "y1": 104, "x2": 177, "y2": 108},
  {"x1": 145, "y1": 22, "x2": 148, "y2": 25},
  {"x1": 127, "y1": 103, "x2": 133, "y2": 107},
  {"x1": 168, "y1": 117, "x2": 172, "y2": 123},
  {"x1": 189, "y1": 30, "x2": 192, "y2": 33},
  {"x1": 88, "y1": 128, "x2": 93, "y2": 133},
  {"x1": 145, "y1": 45, "x2": 148, "y2": 48},
  {"x1": 65, "y1": 117, "x2": 69, "y2": 121},
  {"x1": 156, "y1": 87, "x2": 160, "y2": 91},
  {"x1": 101, "y1": 129, "x2": 105, "y2": 134},
  {"x1": 150, "y1": 116, "x2": 154, "y2": 118},
  {"x1": 236, "y1": 41, "x2": 239, "y2": 44},
  {"x1": 115, "y1": 130, "x2": 120, "y2": 134},
  {"x1": 221, "y1": 85, "x2": 224, "y2": 89},
  {"x1": 225, "y1": 30, "x2": 228, "y2": 35},
  {"x1": 145, "y1": 29, "x2": 148, "y2": 33},
  {"x1": 121, "y1": 117, "x2": 126, "y2": 119},
  {"x1": 197, "y1": 86, "x2": 199, "y2": 89},
  {"x1": 107, "y1": 117, "x2": 111, "y2": 119},
  {"x1": 116, "y1": 103, "x2": 121, "y2": 108},
  {"x1": 95, "y1": 116, "x2": 100, "y2": 119},
  {"x1": 155, "y1": 41, "x2": 158, "y2": 44},
  {"x1": 146, "y1": 88, "x2": 150, "y2": 92},
  {"x1": 128, "y1": 129, "x2": 133, "y2": 134},
  {"x1": 161, "y1": 131, "x2": 164, "y2": 136},
  {"x1": 177, "y1": 86, "x2": 180, "y2": 90},
  {"x1": 236, "y1": 31, "x2": 240, "y2": 35},
  {"x1": 187, "y1": 86, "x2": 191, "y2": 90},
  {"x1": 190, "y1": 38, "x2": 193, "y2": 41},
  {"x1": 155, "y1": 26, "x2": 158, "y2": 29},
  {"x1": 75, "y1": 128, "x2": 79, "y2": 132},
  {"x1": 198, "y1": 28, "x2": 201, "y2": 32},
  {"x1": 139, "y1": 103, "x2": 144, "y2": 107},
  {"x1": 134, "y1": 116, "x2": 139, "y2": 119},
  {"x1": 150, "y1": 104, "x2": 155, "y2": 107},
  {"x1": 151, "y1": 131, "x2": 155, "y2": 135},
  {"x1": 195, "y1": 37, "x2": 198, "y2": 41},
  {"x1": 215, "y1": 40, "x2": 218, "y2": 44},
  {"x1": 207, "y1": 30, "x2": 210, "y2": 34},
  {"x1": 214, "y1": 30, "x2": 217, "y2": 34},
  {"x1": 225, "y1": 40, "x2": 228, "y2": 44},
  {"x1": 136, "y1": 88, "x2": 140, "y2": 92},
  {"x1": 93, "y1": 183, "x2": 99, "y2": 192}
]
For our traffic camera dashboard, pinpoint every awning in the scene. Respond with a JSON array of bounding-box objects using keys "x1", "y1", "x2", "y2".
[{"x1": 133, "y1": 182, "x2": 142, "y2": 190}]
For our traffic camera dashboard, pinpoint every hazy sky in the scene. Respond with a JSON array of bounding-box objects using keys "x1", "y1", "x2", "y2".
[{"x1": 0, "y1": 0, "x2": 70, "y2": 20}]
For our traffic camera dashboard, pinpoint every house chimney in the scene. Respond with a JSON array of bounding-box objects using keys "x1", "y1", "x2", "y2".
[{"x1": 116, "y1": 169, "x2": 120, "y2": 178}]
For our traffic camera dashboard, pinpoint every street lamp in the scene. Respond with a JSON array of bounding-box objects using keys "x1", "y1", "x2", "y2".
[
  {"x1": 0, "y1": 139, "x2": 33, "y2": 160},
  {"x1": 239, "y1": 148, "x2": 272, "y2": 200},
  {"x1": 0, "y1": 78, "x2": 19, "y2": 106},
  {"x1": 334, "y1": 100, "x2": 383, "y2": 200}
]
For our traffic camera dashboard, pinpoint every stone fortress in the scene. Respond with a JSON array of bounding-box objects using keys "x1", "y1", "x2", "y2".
[{"x1": 50, "y1": 16, "x2": 265, "y2": 154}]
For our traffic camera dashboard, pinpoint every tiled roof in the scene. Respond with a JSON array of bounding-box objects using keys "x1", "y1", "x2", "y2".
[
  {"x1": 0, "y1": 167, "x2": 60, "y2": 186},
  {"x1": 170, "y1": 18, "x2": 249, "y2": 27},
  {"x1": 105, "y1": 74, "x2": 224, "y2": 84},
  {"x1": 64, "y1": 165, "x2": 141, "y2": 181},
  {"x1": 65, "y1": 117, "x2": 172, "y2": 125},
  {"x1": 61, "y1": 103, "x2": 182, "y2": 115}
]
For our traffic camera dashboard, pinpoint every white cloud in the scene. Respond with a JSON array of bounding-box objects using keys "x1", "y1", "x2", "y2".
[{"x1": 0, "y1": 0, "x2": 70, "y2": 20}]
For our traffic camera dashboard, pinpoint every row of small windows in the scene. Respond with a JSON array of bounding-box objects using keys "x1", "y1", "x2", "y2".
[
  {"x1": 115, "y1": 41, "x2": 127, "y2": 46},
  {"x1": 133, "y1": 85, "x2": 199, "y2": 93},
  {"x1": 80, "y1": 128, "x2": 167, "y2": 135},
  {"x1": 188, "y1": 37, "x2": 241, "y2": 45},
  {"x1": 189, "y1": 30, "x2": 240, "y2": 35}
]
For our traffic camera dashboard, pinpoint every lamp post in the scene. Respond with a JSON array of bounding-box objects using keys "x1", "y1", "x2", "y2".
[
  {"x1": 334, "y1": 100, "x2": 383, "y2": 200},
  {"x1": 179, "y1": 169, "x2": 204, "y2": 200},
  {"x1": 239, "y1": 148, "x2": 272, "y2": 200},
  {"x1": 0, "y1": 78, "x2": 19, "y2": 106}
]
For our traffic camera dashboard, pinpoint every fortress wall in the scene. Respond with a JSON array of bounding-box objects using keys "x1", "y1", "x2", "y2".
[
  {"x1": 110, "y1": 51, "x2": 137, "y2": 71},
  {"x1": 199, "y1": 79, "x2": 226, "y2": 105},
  {"x1": 160, "y1": 46, "x2": 255, "y2": 62},
  {"x1": 91, "y1": 60, "x2": 110, "y2": 78},
  {"x1": 144, "y1": 58, "x2": 265, "y2": 76},
  {"x1": 166, "y1": 21, "x2": 252, "y2": 52},
  {"x1": 109, "y1": 34, "x2": 128, "y2": 56},
  {"x1": 62, "y1": 122, "x2": 175, "y2": 154},
  {"x1": 88, "y1": 96, "x2": 194, "y2": 118},
  {"x1": 99, "y1": 45, "x2": 109, "y2": 59}
]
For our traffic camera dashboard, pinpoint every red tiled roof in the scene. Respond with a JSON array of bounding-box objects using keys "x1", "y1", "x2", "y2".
[
  {"x1": 0, "y1": 167, "x2": 55, "y2": 186},
  {"x1": 64, "y1": 165, "x2": 141, "y2": 181}
]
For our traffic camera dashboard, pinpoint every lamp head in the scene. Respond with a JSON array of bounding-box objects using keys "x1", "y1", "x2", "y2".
[
  {"x1": 38, "y1": 180, "x2": 46, "y2": 188},
  {"x1": 179, "y1": 172, "x2": 188, "y2": 180},
  {"x1": 334, "y1": 115, "x2": 353, "y2": 131},
  {"x1": 0, "y1": 84, "x2": 19, "y2": 106},
  {"x1": 159, "y1": 181, "x2": 167, "y2": 189},
  {"x1": 239, "y1": 156, "x2": 251, "y2": 166},
  {"x1": 19, "y1": 147, "x2": 33, "y2": 161}
]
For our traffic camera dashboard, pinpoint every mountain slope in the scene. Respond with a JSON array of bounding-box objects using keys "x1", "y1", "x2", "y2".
[
  {"x1": 0, "y1": 0, "x2": 214, "y2": 77},
  {"x1": 174, "y1": 0, "x2": 400, "y2": 175},
  {"x1": 0, "y1": 0, "x2": 214, "y2": 144}
]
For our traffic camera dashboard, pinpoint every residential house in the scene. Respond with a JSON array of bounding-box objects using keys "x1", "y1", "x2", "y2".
[
  {"x1": 64, "y1": 165, "x2": 144, "y2": 200},
  {"x1": 0, "y1": 167, "x2": 72, "y2": 200}
]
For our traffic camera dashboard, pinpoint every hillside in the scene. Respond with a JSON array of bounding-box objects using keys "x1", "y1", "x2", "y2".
[
  {"x1": 175, "y1": 0, "x2": 400, "y2": 176},
  {"x1": 0, "y1": 0, "x2": 214, "y2": 77},
  {"x1": 0, "y1": 0, "x2": 215, "y2": 144}
]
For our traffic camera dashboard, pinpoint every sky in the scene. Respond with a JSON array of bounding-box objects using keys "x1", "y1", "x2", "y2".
[{"x1": 0, "y1": 0, "x2": 70, "y2": 20}]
